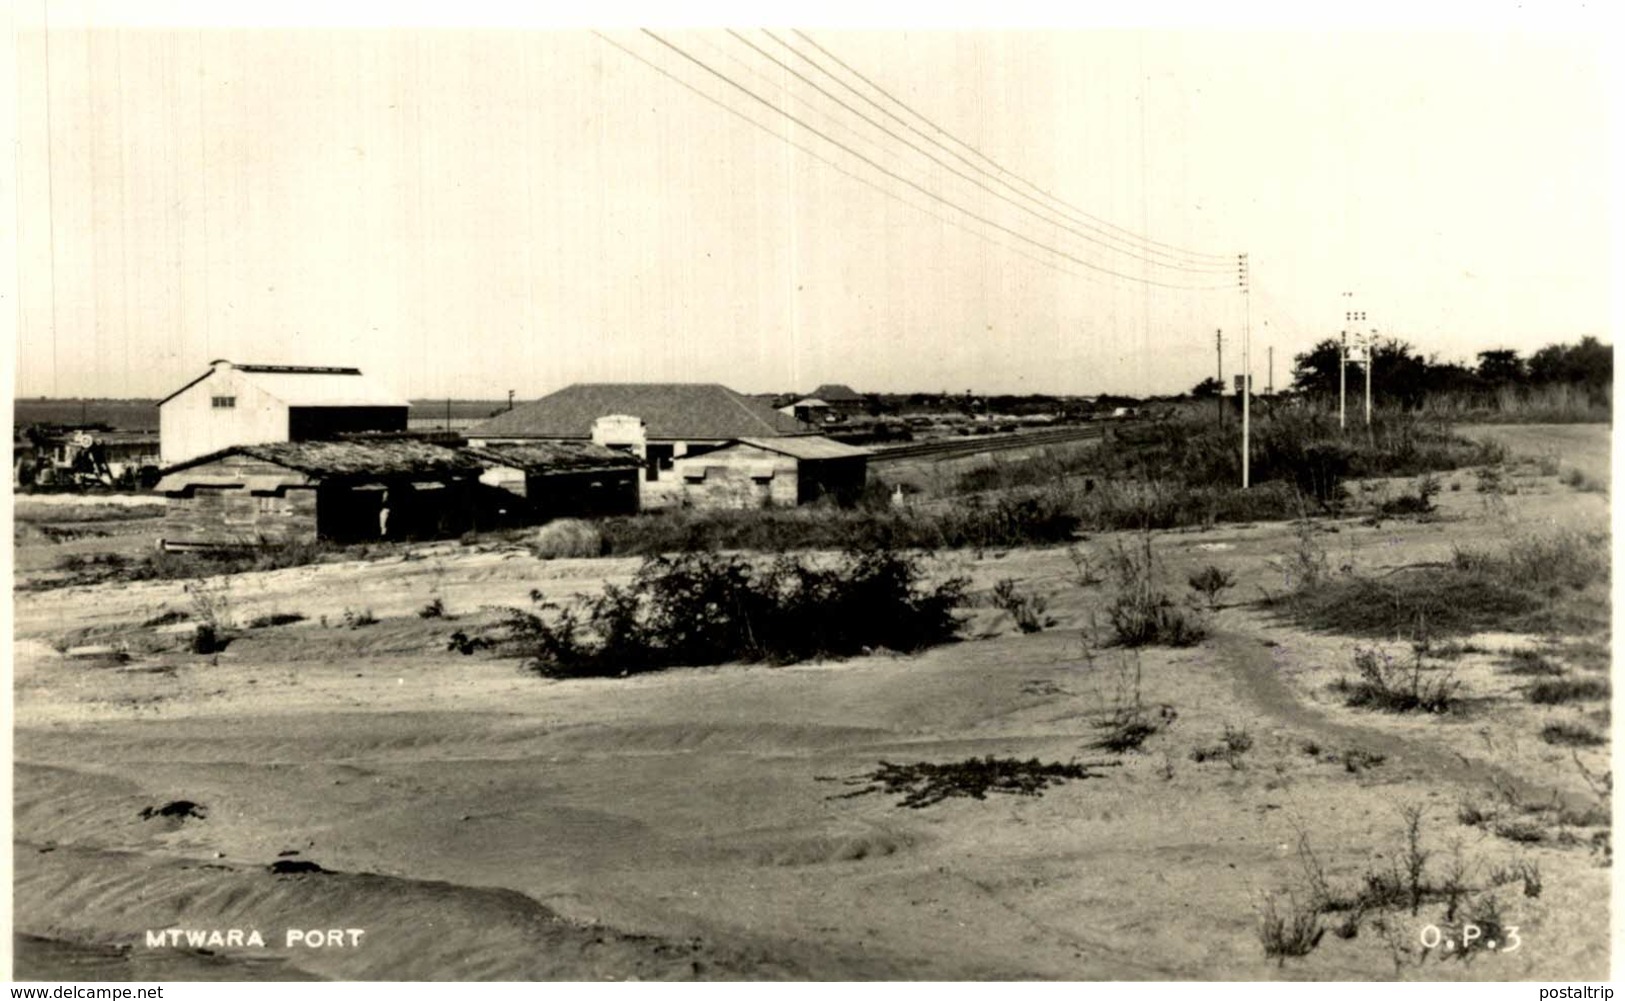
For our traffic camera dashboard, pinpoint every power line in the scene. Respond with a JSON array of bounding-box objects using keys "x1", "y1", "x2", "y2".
[
  {"x1": 589, "y1": 32, "x2": 1219, "y2": 294},
  {"x1": 789, "y1": 29, "x2": 1234, "y2": 267},
  {"x1": 634, "y1": 30, "x2": 1231, "y2": 292},
  {"x1": 726, "y1": 29, "x2": 1232, "y2": 276}
]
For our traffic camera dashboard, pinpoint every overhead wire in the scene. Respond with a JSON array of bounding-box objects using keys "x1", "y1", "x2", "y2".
[
  {"x1": 588, "y1": 31, "x2": 1213, "y2": 293},
  {"x1": 788, "y1": 29, "x2": 1234, "y2": 267},
  {"x1": 724, "y1": 29, "x2": 1234, "y2": 276},
  {"x1": 631, "y1": 29, "x2": 1233, "y2": 292}
]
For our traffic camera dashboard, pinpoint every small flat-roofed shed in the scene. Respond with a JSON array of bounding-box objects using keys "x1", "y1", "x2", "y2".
[{"x1": 154, "y1": 439, "x2": 484, "y2": 548}]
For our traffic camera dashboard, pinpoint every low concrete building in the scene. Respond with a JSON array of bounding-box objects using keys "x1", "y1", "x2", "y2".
[
  {"x1": 777, "y1": 398, "x2": 834, "y2": 424},
  {"x1": 462, "y1": 441, "x2": 642, "y2": 524},
  {"x1": 153, "y1": 439, "x2": 484, "y2": 549},
  {"x1": 671, "y1": 436, "x2": 871, "y2": 509},
  {"x1": 467, "y1": 383, "x2": 810, "y2": 509}
]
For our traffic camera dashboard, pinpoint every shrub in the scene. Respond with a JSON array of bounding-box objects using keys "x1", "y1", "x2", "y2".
[
  {"x1": 532, "y1": 518, "x2": 605, "y2": 559},
  {"x1": 1105, "y1": 535, "x2": 1208, "y2": 648},
  {"x1": 1539, "y1": 722, "x2": 1604, "y2": 747},
  {"x1": 1187, "y1": 565, "x2": 1236, "y2": 610},
  {"x1": 1190, "y1": 724, "x2": 1252, "y2": 768},
  {"x1": 185, "y1": 577, "x2": 233, "y2": 631},
  {"x1": 1561, "y1": 467, "x2": 1607, "y2": 493},
  {"x1": 823, "y1": 755, "x2": 1118, "y2": 809},
  {"x1": 190, "y1": 623, "x2": 224, "y2": 655},
  {"x1": 1086, "y1": 654, "x2": 1174, "y2": 754},
  {"x1": 342, "y1": 608, "x2": 378, "y2": 629},
  {"x1": 1526, "y1": 677, "x2": 1610, "y2": 705},
  {"x1": 1066, "y1": 545, "x2": 1106, "y2": 587},
  {"x1": 1454, "y1": 531, "x2": 1609, "y2": 594},
  {"x1": 1500, "y1": 649, "x2": 1565, "y2": 675},
  {"x1": 1333, "y1": 646, "x2": 1459, "y2": 714},
  {"x1": 141, "y1": 609, "x2": 190, "y2": 627},
  {"x1": 246, "y1": 612, "x2": 305, "y2": 629},
  {"x1": 990, "y1": 578, "x2": 1054, "y2": 633},
  {"x1": 1378, "y1": 473, "x2": 1441, "y2": 516},
  {"x1": 1457, "y1": 796, "x2": 1496, "y2": 827},
  {"x1": 1257, "y1": 892, "x2": 1323, "y2": 964},
  {"x1": 594, "y1": 494, "x2": 1080, "y2": 556},
  {"x1": 1341, "y1": 748, "x2": 1387, "y2": 773},
  {"x1": 418, "y1": 598, "x2": 447, "y2": 619},
  {"x1": 1493, "y1": 818, "x2": 1546, "y2": 844},
  {"x1": 497, "y1": 549, "x2": 969, "y2": 679}
]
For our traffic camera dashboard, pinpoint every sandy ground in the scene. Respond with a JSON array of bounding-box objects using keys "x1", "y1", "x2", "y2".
[{"x1": 9, "y1": 425, "x2": 1612, "y2": 981}]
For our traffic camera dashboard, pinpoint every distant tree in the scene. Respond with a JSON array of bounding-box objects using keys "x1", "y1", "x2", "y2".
[
  {"x1": 1368, "y1": 339, "x2": 1431, "y2": 409},
  {"x1": 1189, "y1": 376, "x2": 1224, "y2": 398},
  {"x1": 1291, "y1": 338, "x2": 1363, "y2": 398},
  {"x1": 1529, "y1": 336, "x2": 1612, "y2": 389},
  {"x1": 1475, "y1": 349, "x2": 1525, "y2": 385}
]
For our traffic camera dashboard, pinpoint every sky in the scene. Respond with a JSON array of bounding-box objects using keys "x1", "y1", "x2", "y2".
[{"x1": 10, "y1": 6, "x2": 1618, "y2": 401}]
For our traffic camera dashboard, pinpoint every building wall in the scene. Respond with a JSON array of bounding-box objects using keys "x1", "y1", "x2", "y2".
[
  {"x1": 530, "y1": 467, "x2": 641, "y2": 520},
  {"x1": 158, "y1": 454, "x2": 315, "y2": 547},
  {"x1": 163, "y1": 487, "x2": 319, "y2": 548},
  {"x1": 288, "y1": 406, "x2": 409, "y2": 440},
  {"x1": 797, "y1": 456, "x2": 869, "y2": 506},
  {"x1": 160, "y1": 369, "x2": 289, "y2": 466},
  {"x1": 672, "y1": 444, "x2": 799, "y2": 509}
]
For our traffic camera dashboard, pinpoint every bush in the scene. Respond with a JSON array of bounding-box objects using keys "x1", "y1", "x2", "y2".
[
  {"x1": 190, "y1": 623, "x2": 225, "y2": 655},
  {"x1": 1190, "y1": 724, "x2": 1252, "y2": 768},
  {"x1": 990, "y1": 578, "x2": 1053, "y2": 633},
  {"x1": 1540, "y1": 722, "x2": 1604, "y2": 747},
  {"x1": 1378, "y1": 474, "x2": 1441, "y2": 516},
  {"x1": 1187, "y1": 565, "x2": 1236, "y2": 610},
  {"x1": 532, "y1": 518, "x2": 605, "y2": 559},
  {"x1": 595, "y1": 494, "x2": 1080, "y2": 556},
  {"x1": 1333, "y1": 646, "x2": 1459, "y2": 714},
  {"x1": 1500, "y1": 649, "x2": 1565, "y2": 675},
  {"x1": 495, "y1": 549, "x2": 969, "y2": 678},
  {"x1": 1105, "y1": 535, "x2": 1208, "y2": 648},
  {"x1": 342, "y1": 608, "x2": 378, "y2": 629},
  {"x1": 1526, "y1": 677, "x2": 1610, "y2": 705},
  {"x1": 1257, "y1": 893, "x2": 1323, "y2": 964},
  {"x1": 418, "y1": 598, "x2": 447, "y2": 619},
  {"x1": 246, "y1": 612, "x2": 305, "y2": 628},
  {"x1": 823, "y1": 755, "x2": 1117, "y2": 809},
  {"x1": 1277, "y1": 530, "x2": 1609, "y2": 639}
]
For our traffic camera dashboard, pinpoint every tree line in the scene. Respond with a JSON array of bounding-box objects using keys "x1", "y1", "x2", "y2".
[{"x1": 1190, "y1": 336, "x2": 1610, "y2": 409}]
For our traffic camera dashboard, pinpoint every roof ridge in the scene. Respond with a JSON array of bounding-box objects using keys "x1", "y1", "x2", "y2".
[{"x1": 715, "y1": 384, "x2": 784, "y2": 433}]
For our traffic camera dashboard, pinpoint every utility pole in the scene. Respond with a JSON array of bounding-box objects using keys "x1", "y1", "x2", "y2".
[
  {"x1": 1215, "y1": 328, "x2": 1224, "y2": 426},
  {"x1": 1239, "y1": 253, "x2": 1251, "y2": 489},
  {"x1": 1364, "y1": 324, "x2": 1375, "y2": 426},
  {"x1": 1339, "y1": 291, "x2": 1353, "y2": 430},
  {"x1": 507, "y1": 389, "x2": 515, "y2": 413},
  {"x1": 1267, "y1": 344, "x2": 1274, "y2": 396}
]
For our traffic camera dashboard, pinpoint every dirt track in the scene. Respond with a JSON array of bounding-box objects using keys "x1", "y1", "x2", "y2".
[{"x1": 10, "y1": 425, "x2": 1612, "y2": 981}]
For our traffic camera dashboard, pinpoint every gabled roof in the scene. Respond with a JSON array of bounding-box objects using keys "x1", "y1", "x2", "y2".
[
  {"x1": 159, "y1": 361, "x2": 409, "y2": 408},
  {"x1": 460, "y1": 441, "x2": 642, "y2": 473},
  {"x1": 733, "y1": 436, "x2": 871, "y2": 461},
  {"x1": 159, "y1": 439, "x2": 482, "y2": 481},
  {"x1": 468, "y1": 383, "x2": 809, "y2": 440},
  {"x1": 809, "y1": 383, "x2": 864, "y2": 402}
]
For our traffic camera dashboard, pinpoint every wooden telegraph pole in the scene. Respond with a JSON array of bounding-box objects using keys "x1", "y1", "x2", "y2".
[{"x1": 1239, "y1": 254, "x2": 1251, "y2": 489}]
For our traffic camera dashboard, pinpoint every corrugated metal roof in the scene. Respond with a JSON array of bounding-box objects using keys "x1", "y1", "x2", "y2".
[
  {"x1": 468, "y1": 383, "x2": 809, "y2": 440},
  {"x1": 244, "y1": 369, "x2": 409, "y2": 408},
  {"x1": 734, "y1": 436, "x2": 872, "y2": 460},
  {"x1": 158, "y1": 362, "x2": 409, "y2": 407},
  {"x1": 460, "y1": 441, "x2": 641, "y2": 473}
]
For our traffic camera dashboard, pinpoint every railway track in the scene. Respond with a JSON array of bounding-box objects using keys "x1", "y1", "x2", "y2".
[{"x1": 867, "y1": 424, "x2": 1105, "y2": 464}]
